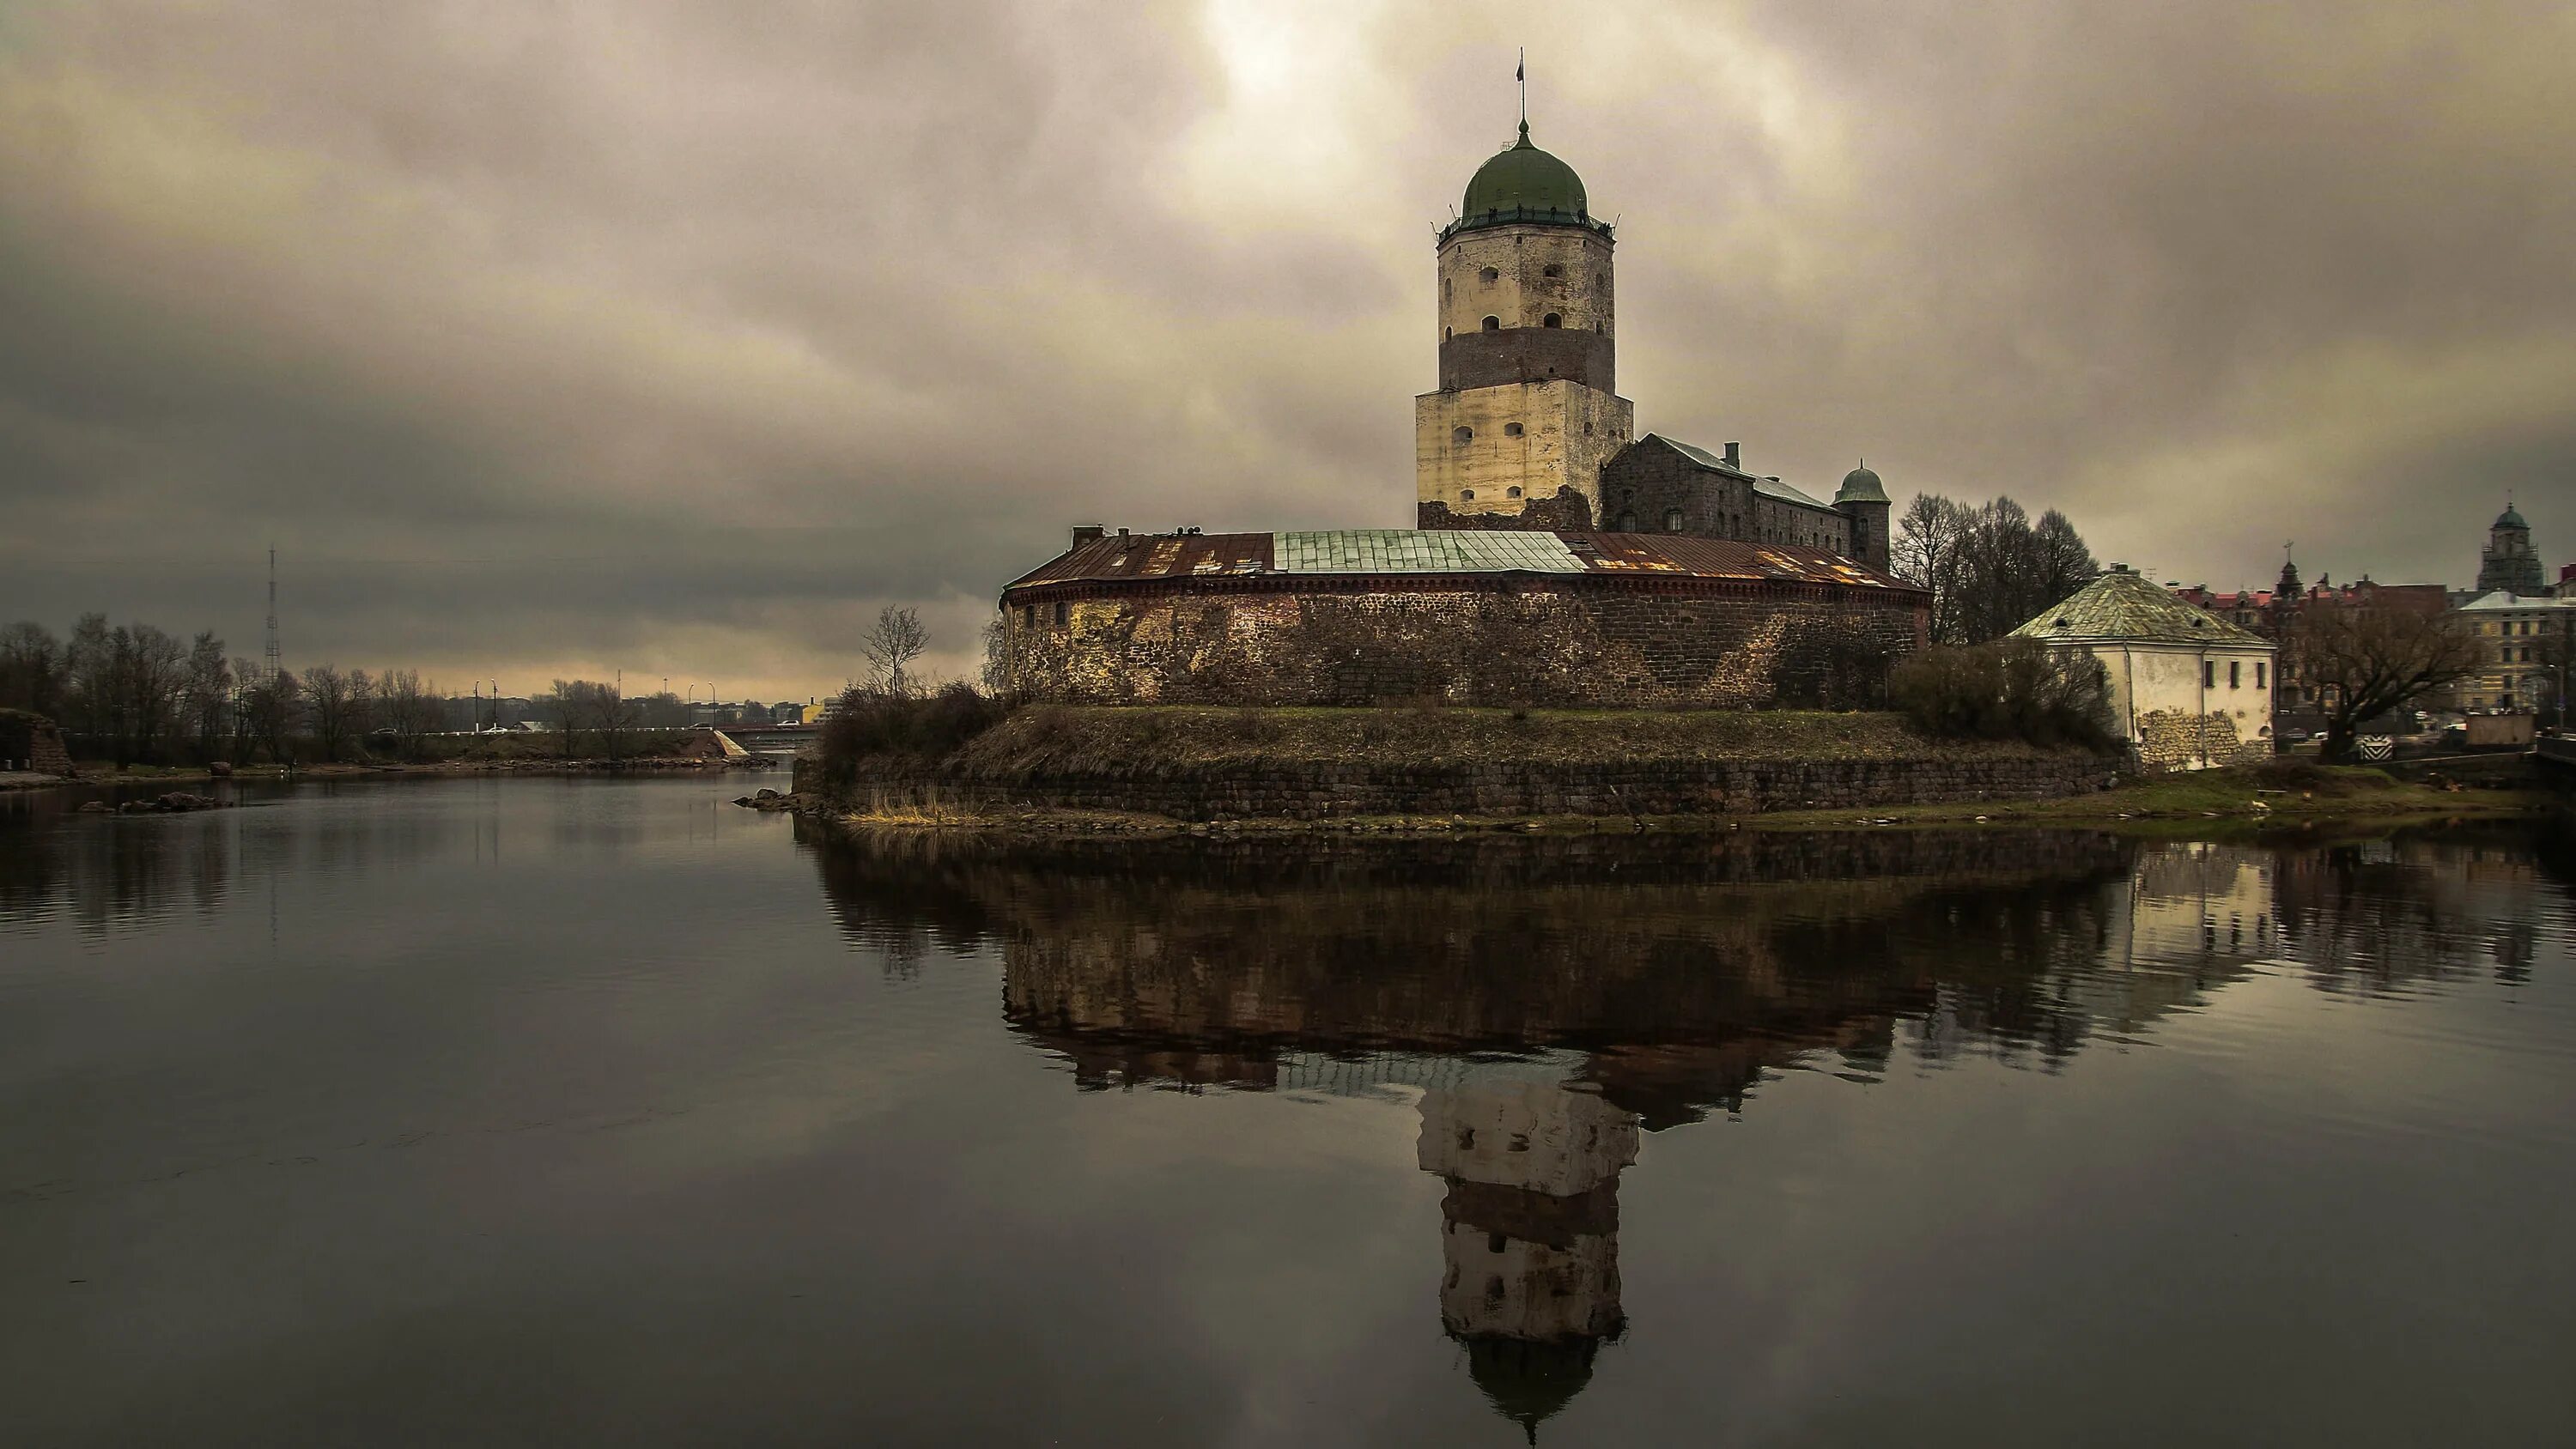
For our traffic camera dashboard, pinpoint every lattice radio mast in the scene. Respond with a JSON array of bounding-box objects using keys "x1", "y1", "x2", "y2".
[{"x1": 263, "y1": 547, "x2": 282, "y2": 685}]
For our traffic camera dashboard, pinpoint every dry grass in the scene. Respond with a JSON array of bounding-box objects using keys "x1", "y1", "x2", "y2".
[
  {"x1": 945, "y1": 706, "x2": 2086, "y2": 780},
  {"x1": 843, "y1": 783, "x2": 979, "y2": 826}
]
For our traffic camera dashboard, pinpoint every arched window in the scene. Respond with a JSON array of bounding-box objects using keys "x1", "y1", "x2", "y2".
[
  {"x1": 1443, "y1": 278, "x2": 1452, "y2": 305},
  {"x1": 1542, "y1": 312, "x2": 1562, "y2": 328},
  {"x1": 1542, "y1": 264, "x2": 1562, "y2": 278},
  {"x1": 1481, "y1": 316, "x2": 1499, "y2": 332},
  {"x1": 1452, "y1": 426, "x2": 1473, "y2": 446},
  {"x1": 1461, "y1": 489, "x2": 1476, "y2": 501},
  {"x1": 1665, "y1": 509, "x2": 1685, "y2": 532},
  {"x1": 1617, "y1": 512, "x2": 1637, "y2": 531},
  {"x1": 1479, "y1": 267, "x2": 1498, "y2": 283},
  {"x1": 1443, "y1": 327, "x2": 1452, "y2": 341},
  {"x1": 1053, "y1": 601, "x2": 1069, "y2": 628},
  {"x1": 1507, "y1": 486, "x2": 1522, "y2": 498},
  {"x1": 1504, "y1": 422, "x2": 1523, "y2": 437}
]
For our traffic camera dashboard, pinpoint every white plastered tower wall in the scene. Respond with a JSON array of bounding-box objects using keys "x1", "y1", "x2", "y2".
[{"x1": 1415, "y1": 381, "x2": 1631, "y2": 516}]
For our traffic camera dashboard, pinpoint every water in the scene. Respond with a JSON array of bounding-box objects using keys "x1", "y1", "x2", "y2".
[{"x1": 3, "y1": 777, "x2": 2572, "y2": 1446}]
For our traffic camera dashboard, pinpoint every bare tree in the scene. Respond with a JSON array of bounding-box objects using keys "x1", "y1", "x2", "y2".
[
  {"x1": 348, "y1": 669, "x2": 376, "y2": 748},
  {"x1": 242, "y1": 670, "x2": 301, "y2": 765},
  {"x1": 862, "y1": 605, "x2": 931, "y2": 696},
  {"x1": 375, "y1": 668, "x2": 440, "y2": 757},
  {"x1": 1898, "y1": 495, "x2": 2099, "y2": 645},
  {"x1": 2292, "y1": 606, "x2": 2482, "y2": 762},
  {"x1": 103, "y1": 623, "x2": 185, "y2": 766},
  {"x1": 545, "y1": 680, "x2": 586, "y2": 760},
  {"x1": 304, "y1": 664, "x2": 361, "y2": 761},
  {"x1": 0, "y1": 621, "x2": 66, "y2": 718},
  {"x1": 1894, "y1": 495, "x2": 1974, "y2": 643},
  {"x1": 228, "y1": 657, "x2": 263, "y2": 761},
  {"x1": 183, "y1": 632, "x2": 232, "y2": 762}
]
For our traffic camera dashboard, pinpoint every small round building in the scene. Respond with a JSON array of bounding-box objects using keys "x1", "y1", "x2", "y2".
[{"x1": 994, "y1": 115, "x2": 1926, "y2": 707}]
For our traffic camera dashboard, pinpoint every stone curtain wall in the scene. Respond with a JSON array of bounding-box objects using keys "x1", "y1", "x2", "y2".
[
  {"x1": 1000, "y1": 585, "x2": 1924, "y2": 709},
  {"x1": 2135, "y1": 709, "x2": 2266, "y2": 771},
  {"x1": 815, "y1": 751, "x2": 2108, "y2": 822}
]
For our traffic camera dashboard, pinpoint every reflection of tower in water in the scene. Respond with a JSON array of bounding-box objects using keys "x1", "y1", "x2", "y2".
[{"x1": 1418, "y1": 1080, "x2": 1640, "y2": 1443}]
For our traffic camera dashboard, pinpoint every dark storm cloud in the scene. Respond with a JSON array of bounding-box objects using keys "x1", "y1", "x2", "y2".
[{"x1": 3, "y1": 1, "x2": 2569, "y2": 691}]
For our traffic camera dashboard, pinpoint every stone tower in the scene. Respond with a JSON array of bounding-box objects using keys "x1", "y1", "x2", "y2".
[
  {"x1": 2477, "y1": 501, "x2": 2544, "y2": 596},
  {"x1": 1416, "y1": 122, "x2": 1634, "y2": 530},
  {"x1": 1835, "y1": 462, "x2": 1893, "y2": 570}
]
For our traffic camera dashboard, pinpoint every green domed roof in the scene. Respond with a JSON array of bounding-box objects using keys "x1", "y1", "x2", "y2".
[
  {"x1": 1460, "y1": 123, "x2": 1589, "y2": 222},
  {"x1": 2496, "y1": 505, "x2": 2529, "y2": 530},
  {"x1": 1836, "y1": 463, "x2": 1888, "y2": 505}
]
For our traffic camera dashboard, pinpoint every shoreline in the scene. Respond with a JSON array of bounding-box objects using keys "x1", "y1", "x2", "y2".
[
  {"x1": 3, "y1": 755, "x2": 778, "y2": 791},
  {"x1": 793, "y1": 771, "x2": 2548, "y2": 843}
]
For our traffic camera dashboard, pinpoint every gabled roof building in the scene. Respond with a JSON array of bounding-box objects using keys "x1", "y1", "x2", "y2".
[{"x1": 2014, "y1": 567, "x2": 2275, "y2": 770}]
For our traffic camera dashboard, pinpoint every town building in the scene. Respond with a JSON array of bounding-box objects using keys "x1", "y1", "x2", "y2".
[
  {"x1": 2168, "y1": 564, "x2": 2447, "y2": 711},
  {"x1": 996, "y1": 116, "x2": 1920, "y2": 704},
  {"x1": 2452, "y1": 591, "x2": 2575, "y2": 716},
  {"x1": 2014, "y1": 566, "x2": 2275, "y2": 768},
  {"x1": 2476, "y1": 502, "x2": 2545, "y2": 597}
]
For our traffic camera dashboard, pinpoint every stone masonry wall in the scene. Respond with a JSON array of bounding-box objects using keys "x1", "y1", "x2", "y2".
[
  {"x1": 1598, "y1": 444, "x2": 1850, "y2": 553},
  {"x1": 812, "y1": 750, "x2": 2111, "y2": 822},
  {"x1": 2135, "y1": 709, "x2": 2266, "y2": 771},
  {"x1": 999, "y1": 584, "x2": 1926, "y2": 709}
]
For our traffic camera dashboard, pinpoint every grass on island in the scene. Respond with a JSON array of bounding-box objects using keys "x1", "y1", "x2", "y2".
[{"x1": 942, "y1": 704, "x2": 2079, "y2": 779}]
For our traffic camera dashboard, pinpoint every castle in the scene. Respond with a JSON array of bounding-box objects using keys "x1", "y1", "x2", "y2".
[
  {"x1": 1411, "y1": 119, "x2": 1892, "y2": 567},
  {"x1": 995, "y1": 115, "x2": 1923, "y2": 707}
]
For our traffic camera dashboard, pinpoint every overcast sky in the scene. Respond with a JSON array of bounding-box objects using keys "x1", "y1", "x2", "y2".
[{"x1": 4, "y1": 1, "x2": 2569, "y2": 697}]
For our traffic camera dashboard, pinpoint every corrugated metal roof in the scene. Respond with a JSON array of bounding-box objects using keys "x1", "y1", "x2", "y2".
[
  {"x1": 1656, "y1": 437, "x2": 1832, "y2": 509},
  {"x1": 1577, "y1": 533, "x2": 1910, "y2": 588},
  {"x1": 1273, "y1": 529, "x2": 1584, "y2": 574},
  {"x1": 2013, "y1": 570, "x2": 2273, "y2": 647},
  {"x1": 1006, "y1": 530, "x2": 1921, "y2": 592}
]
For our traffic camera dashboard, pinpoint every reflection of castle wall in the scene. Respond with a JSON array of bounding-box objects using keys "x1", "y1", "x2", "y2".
[{"x1": 1420, "y1": 1082, "x2": 1637, "y2": 1368}]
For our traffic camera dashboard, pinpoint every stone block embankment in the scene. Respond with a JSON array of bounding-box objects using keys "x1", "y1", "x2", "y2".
[{"x1": 804, "y1": 752, "x2": 2111, "y2": 822}]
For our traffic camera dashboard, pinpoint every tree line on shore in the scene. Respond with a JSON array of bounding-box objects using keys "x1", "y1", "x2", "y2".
[{"x1": 0, "y1": 615, "x2": 790, "y2": 767}]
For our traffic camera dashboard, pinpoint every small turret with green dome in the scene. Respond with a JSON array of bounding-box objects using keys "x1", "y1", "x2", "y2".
[{"x1": 1835, "y1": 460, "x2": 1889, "y2": 506}]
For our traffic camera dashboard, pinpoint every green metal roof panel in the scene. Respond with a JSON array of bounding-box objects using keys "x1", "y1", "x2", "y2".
[
  {"x1": 2010, "y1": 570, "x2": 2274, "y2": 647},
  {"x1": 1272, "y1": 530, "x2": 1587, "y2": 574}
]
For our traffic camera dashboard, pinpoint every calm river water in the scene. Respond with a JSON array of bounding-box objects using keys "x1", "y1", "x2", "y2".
[{"x1": 4, "y1": 776, "x2": 2572, "y2": 1446}]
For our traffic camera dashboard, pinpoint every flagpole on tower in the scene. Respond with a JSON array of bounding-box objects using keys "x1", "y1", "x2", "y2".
[{"x1": 1517, "y1": 48, "x2": 1527, "y2": 132}]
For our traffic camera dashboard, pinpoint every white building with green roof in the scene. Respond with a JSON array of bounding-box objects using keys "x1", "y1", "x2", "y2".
[{"x1": 2013, "y1": 566, "x2": 2276, "y2": 769}]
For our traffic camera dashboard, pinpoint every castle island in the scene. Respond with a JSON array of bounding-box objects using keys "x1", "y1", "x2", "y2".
[{"x1": 993, "y1": 120, "x2": 1922, "y2": 710}]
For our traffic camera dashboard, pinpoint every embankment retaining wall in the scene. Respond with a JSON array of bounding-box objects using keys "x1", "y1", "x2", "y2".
[{"x1": 800, "y1": 752, "x2": 2114, "y2": 821}]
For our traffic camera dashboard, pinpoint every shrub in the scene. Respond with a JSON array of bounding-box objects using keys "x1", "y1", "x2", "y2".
[
  {"x1": 817, "y1": 683, "x2": 1010, "y2": 780},
  {"x1": 1890, "y1": 639, "x2": 2115, "y2": 749}
]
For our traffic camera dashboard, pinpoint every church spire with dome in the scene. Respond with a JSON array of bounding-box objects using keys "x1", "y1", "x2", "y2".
[{"x1": 2477, "y1": 497, "x2": 2544, "y2": 596}]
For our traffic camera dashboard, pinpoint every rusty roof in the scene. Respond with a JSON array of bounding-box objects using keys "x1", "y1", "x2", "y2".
[{"x1": 1005, "y1": 530, "x2": 1922, "y2": 593}]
